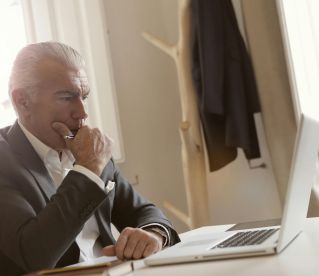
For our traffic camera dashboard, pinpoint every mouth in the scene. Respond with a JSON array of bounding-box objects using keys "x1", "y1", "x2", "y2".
[
  {"x1": 62, "y1": 129, "x2": 79, "y2": 140},
  {"x1": 71, "y1": 120, "x2": 85, "y2": 135},
  {"x1": 70, "y1": 128, "x2": 80, "y2": 136}
]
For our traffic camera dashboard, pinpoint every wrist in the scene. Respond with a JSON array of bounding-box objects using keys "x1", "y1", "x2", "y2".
[
  {"x1": 76, "y1": 161, "x2": 104, "y2": 176},
  {"x1": 144, "y1": 227, "x2": 168, "y2": 248}
]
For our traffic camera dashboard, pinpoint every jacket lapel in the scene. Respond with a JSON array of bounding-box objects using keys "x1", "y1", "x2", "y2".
[
  {"x1": 94, "y1": 163, "x2": 117, "y2": 246},
  {"x1": 6, "y1": 122, "x2": 56, "y2": 201},
  {"x1": 95, "y1": 209, "x2": 116, "y2": 246}
]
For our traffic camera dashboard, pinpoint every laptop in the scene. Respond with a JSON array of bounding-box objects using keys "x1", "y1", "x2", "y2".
[{"x1": 146, "y1": 111, "x2": 319, "y2": 265}]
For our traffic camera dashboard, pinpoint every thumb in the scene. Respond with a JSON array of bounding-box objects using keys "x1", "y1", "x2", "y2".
[
  {"x1": 101, "y1": 245, "x2": 116, "y2": 256},
  {"x1": 52, "y1": 122, "x2": 72, "y2": 137}
]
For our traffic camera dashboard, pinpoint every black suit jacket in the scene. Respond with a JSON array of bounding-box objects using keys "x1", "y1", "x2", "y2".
[
  {"x1": 0, "y1": 122, "x2": 179, "y2": 275},
  {"x1": 191, "y1": 0, "x2": 261, "y2": 171}
]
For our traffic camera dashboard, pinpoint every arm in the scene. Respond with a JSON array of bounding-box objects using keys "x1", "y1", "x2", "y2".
[
  {"x1": 52, "y1": 122, "x2": 180, "y2": 248},
  {"x1": 102, "y1": 161, "x2": 180, "y2": 259},
  {"x1": 0, "y1": 168, "x2": 106, "y2": 272},
  {"x1": 0, "y1": 122, "x2": 111, "y2": 272}
]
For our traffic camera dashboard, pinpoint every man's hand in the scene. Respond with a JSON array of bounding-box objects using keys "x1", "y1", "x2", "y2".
[
  {"x1": 102, "y1": 227, "x2": 163, "y2": 260},
  {"x1": 52, "y1": 122, "x2": 113, "y2": 176}
]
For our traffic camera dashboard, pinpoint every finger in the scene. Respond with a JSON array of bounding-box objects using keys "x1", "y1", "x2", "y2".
[
  {"x1": 52, "y1": 122, "x2": 75, "y2": 147},
  {"x1": 122, "y1": 230, "x2": 141, "y2": 259},
  {"x1": 132, "y1": 239, "x2": 148, "y2": 259},
  {"x1": 101, "y1": 245, "x2": 116, "y2": 256},
  {"x1": 104, "y1": 135, "x2": 114, "y2": 158},
  {"x1": 115, "y1": 228, "x2": 131, "y2": 260},
  {"x1": 143, "y1": 242, "x2": 158, "y2": 258},
  {"x1": 105, "y1": 134, "x2": 114, "y2": 145},
  {"x1": 52, "y1": 122, "x2": 73, "y2": 137}
]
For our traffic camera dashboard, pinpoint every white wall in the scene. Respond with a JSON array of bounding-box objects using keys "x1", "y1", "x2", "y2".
[
  {"x1": 103, "y1": 0, "x2": 282, "y2": 232},
  {"x1": 104, "y1": 0, "x2": 188, "y2": 233}
]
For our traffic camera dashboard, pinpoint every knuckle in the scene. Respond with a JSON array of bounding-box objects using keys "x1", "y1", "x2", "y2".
[
  {"x1": 133, "y1": 251, "x2": 142, "y2": 260},
  {"x1": 122, "y1": 227, "x2": 133, "y2": 235},
  {"x1": 123, "y1": 250, "x2": 132, "y2": 260},
  {"x1": 137, "y1": 228, "x2": 144, "y2": 233},
  {"x1": 93, "y1": 128, "x2": 101, "y2": 135},
  {"x1": 145, "y1": 232, "x2": 157, "y2": 242},
  {"x1": 143, "y1": 247, "x2": 152, "y2": 258},
  {"x1": 81, "y1": 125, "x2": 89, "y2": 132},
  {"x1": 134, "y1": 228, "x2": 144, "y2": 236},
  {"x1": 125, "y1": 242, "x2": 135, "y2": 252},
  {"x1": 149, "y1": 237, "x2": 157, "y2": 246},
  {"x1": 117, "y1": 235, "x2": 127, "y2": 246}
]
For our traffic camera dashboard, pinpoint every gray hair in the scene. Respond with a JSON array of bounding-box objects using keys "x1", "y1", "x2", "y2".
[{"x1": 9, "y1": 41, "x2": 85, "y2": 98}]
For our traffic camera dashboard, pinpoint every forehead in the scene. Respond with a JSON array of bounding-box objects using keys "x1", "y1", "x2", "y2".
[{"x1": 36, "y1": 59, "x2": 90, "y2": 93}]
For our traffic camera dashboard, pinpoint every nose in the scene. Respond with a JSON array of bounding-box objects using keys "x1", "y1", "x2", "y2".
[{"x1": 72, "y1": 97, "x2": 88, "y2": 120}]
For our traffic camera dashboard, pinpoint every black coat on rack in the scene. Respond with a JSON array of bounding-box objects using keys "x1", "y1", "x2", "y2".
[{"x1": 191, "y1": 0, "x2": 261, "y2": 171}]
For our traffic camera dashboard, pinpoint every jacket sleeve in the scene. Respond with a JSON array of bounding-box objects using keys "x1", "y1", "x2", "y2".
[
  {"x1": 0, "y1": 166, "x2": 107, "y2": 272},
  {"x1": 110, "y1": 160, "x2": 180, "y2": 246}
]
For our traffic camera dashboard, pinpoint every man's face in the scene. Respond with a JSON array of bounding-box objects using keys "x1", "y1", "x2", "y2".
[{"x1": 23, "y1": 60, "x2": 90, "y2": 150}]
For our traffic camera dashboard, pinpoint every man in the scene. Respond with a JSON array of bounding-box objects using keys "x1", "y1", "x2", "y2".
[{"x1": 0, "y1": 42, "x2": 180, "y2": 275}]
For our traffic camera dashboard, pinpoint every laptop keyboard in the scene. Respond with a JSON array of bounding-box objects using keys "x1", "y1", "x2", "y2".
[{"x1": 212, "y1": 228, "x2": 279, "y2": 249}]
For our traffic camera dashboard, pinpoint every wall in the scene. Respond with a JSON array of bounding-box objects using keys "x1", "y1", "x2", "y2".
[
  {"x1": 104, "y1": 0, "x2": 188, "y2": 233},
  {"x1": 104, "y1": 0, "x2": 283, "y2": 232},
  {"x1": 241, "y1": 0, "x2": 297, "y2": 207}
]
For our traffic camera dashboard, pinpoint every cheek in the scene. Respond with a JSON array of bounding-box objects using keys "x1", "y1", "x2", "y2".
[
  {"x1": 47, "y1": 106, "x2": 69, "y2": 121},
  {"x1": 51, "y1": 104, "x2": 72, "y2": 118},
  {"x1": 31, "y1": 102, "x2": 72, "y2": 128}
]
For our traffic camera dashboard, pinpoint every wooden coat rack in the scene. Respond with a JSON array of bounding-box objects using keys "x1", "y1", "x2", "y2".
[{"x1": 142, "y1": 0, "x2": 209, "y2": 229}]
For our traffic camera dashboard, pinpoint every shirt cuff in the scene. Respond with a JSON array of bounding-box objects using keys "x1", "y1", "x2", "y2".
[
  {"x1": 140, "y1": 223, "x2": 171, "y2": 247},
  {"x1": 73, "y1": 164, "x2": 105, "y2": 190}
]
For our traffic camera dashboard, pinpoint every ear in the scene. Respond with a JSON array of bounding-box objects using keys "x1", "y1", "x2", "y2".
[{"x1": 11, "y1": 89, "x2": 32, "y2": 115}]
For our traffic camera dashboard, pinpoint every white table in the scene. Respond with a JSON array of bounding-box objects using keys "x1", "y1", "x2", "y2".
[{"x1": 134, "y1": 217, "x2": 319, "y2": 276}]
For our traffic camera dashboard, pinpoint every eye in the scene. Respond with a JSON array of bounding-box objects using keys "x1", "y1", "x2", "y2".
[
  {"x1": 60, "y1": 95, "x2": 75, "y2": 101},
  {"x1": 82, "y1": 94, "x2": 89, "y2": 101}
]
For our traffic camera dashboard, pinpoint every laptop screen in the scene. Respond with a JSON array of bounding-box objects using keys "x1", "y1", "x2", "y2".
[{"x1": 277, "y1": 112, "x2": 319, "y2": 252}]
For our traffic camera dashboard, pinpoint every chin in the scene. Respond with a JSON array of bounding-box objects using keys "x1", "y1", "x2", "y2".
[{"x1": 51, "y1": 139, "x2": 68, "y2": 151}]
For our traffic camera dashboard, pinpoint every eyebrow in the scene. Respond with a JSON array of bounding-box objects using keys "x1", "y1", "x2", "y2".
[{"x1": 54, "y1": 90, "x2": 90, "y2": 97}]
